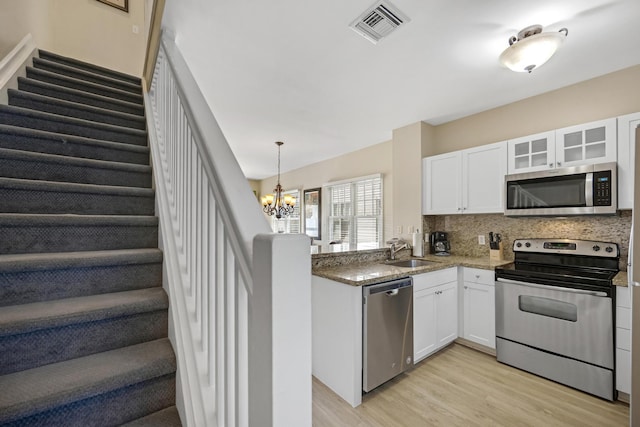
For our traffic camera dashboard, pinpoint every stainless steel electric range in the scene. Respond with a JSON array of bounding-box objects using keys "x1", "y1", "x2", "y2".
[{"x1": 495, "y1": 238, "x2": 620, "y2": 401}]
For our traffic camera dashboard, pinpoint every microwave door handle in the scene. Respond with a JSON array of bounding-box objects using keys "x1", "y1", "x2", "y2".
[
  {"x1": 585, "y1": 172, "x2": 593, "y2": 207},
  {"x1": 496, "y1": 277, "x2": 608, "y2": 297}
]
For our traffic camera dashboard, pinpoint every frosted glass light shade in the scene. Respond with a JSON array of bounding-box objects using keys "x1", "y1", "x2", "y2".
[{"x1": 500, "y1": 30, "x2": 567, "y2": 73}]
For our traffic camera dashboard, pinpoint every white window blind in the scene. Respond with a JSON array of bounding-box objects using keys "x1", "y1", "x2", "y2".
[
  {"x1": 271, "y1": 189, "x2": 301, "y2": 234},
  {"x1": 328, "y1": 176, "x2": 382, "y2": 245}
]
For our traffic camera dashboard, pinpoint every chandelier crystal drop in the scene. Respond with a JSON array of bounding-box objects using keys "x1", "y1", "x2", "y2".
[{"x1": 261, "y1": 141, "x2": 296, "y2": 219}]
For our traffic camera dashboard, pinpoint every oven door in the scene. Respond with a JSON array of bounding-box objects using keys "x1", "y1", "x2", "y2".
[{"x1": 496, "y1": 278, "x2": 614, "y2": 369}]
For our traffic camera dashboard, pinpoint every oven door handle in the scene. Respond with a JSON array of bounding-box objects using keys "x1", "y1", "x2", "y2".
[{"x1": 495, "y1": 277, "x2": 609, "y2": 297}]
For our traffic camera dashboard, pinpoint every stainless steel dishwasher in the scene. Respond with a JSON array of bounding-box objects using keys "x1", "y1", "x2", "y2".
[{"x1": 363, "y1": 277, "x2": 413, "y2": 392}]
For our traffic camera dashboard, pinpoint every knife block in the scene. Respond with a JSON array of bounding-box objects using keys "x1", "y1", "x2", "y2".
[{"x1": 490, "y1": 243, "x2": 504, "y2": 261}]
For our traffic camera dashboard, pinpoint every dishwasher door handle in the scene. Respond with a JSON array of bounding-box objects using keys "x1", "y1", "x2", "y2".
[{"x1": 386, "y1": 289, "x2": 399, "y2": 297}]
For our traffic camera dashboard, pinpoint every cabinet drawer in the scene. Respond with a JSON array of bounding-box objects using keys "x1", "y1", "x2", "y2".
[
  {"x1": 617, "y1": 327, "x2": 630, "y2": 351},
  {"x1": 617, "y1": 307, "x2": 631, "y2": 330},
  {"x1": 616, "y1": 286, "x2": 631, "y2": 308},
  {"x1": 413, "y1": 267, "x2": 457, "y2": 293},
  {"x1": 463, "y1": 268, "x2": 494, "y2": 285}
]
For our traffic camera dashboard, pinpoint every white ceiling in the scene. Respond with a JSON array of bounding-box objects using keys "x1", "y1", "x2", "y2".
[{"x1": 184, "y1": 0, "x2": 640, "y2": 179}]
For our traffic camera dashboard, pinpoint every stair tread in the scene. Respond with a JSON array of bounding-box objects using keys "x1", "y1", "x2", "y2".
[
  {"x1": 122, "y1": 406, "x2": 182, "y2": 426},
  {"x1": 33, "y1": 57, "x2": 142, "y2": 93},
  {"x1": 26, "y1": 67, "x2": 143, "y2": 105},
  {"x1": 0, "y1": 287, "x2": 168, "y2": 336},
  {"x1": 0, "y1": 248, "x2": 162, "y2": 273},
  {"x1": 37, "y1": 50, "x2": 142, "y2": 82},
  {"x1": 0, "y1": 104, "x2": 147, "y2": 137},
  {"x1": 38, "y1": 50, "x2": 142, "y2": 85},
  {"x1": 9, "y1": 89, "x2": 146, "y2": 126},
  {"x1": 0, "y1": 213, "x2": 158, "y2": 226},
  {"x1": 0, "y1": 124, "x2": 149, "y2": 154},
  {"x1": 0, "y1": 176, "x2": 154, "y2": 196},
  {"x1": 18, "y1": 77, "x2": 145, "y2": 116},
  {"x1": 0, "y1": 146, "x2": 151, "y2": 173},
  {"x1": 0, "y1": 338, "x2": 175, "y2": 423}
]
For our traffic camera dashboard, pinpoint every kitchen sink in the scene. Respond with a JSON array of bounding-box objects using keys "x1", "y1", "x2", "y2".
[{"x1": 385, "y1": 259, "x2": 440, "y2": 268}]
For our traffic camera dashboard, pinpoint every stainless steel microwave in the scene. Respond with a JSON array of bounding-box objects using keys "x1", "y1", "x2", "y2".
[{"x1": 504, "y1": 162, "x2": 617, "y2": 216}]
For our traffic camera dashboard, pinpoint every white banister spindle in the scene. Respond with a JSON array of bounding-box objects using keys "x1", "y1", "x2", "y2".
[{"x1": 145, "y1": 33, "x2": 311, "y2": 426}]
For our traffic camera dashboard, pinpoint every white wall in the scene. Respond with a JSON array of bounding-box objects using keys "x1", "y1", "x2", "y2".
[
  {"x1": 0, "y1": 0, "x2": 54, "y2": 57},
  {"x1": 0, "y1": 0, "x2": 147, "y2": 76}
]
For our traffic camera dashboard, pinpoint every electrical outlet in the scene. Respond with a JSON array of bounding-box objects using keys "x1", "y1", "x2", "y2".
[
  {"x1": 396, "y1": 226, "x2": 403, "y2": 235},
  {"x1": 478, "y1": 235, "x2": 486, "y2": 245},
  {"x1": 132, "y1": 25, "x2": 139, "y2": 34},
  {"x1": 408, "y1": 225, "x2": 415, "y2": 234}
]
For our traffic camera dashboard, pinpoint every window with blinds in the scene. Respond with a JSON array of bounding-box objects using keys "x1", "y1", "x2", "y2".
[
  {"x1": 328, "y1": 176, "x2": 382, "y2": 245},
  {"x1": 271, "y1": 190, "x2": 301, "y2": 234}
]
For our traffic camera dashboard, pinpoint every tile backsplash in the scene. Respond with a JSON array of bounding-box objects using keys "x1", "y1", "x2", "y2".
[{"x1": 423, "y1": 211, "x2": 632, "y2": 270}]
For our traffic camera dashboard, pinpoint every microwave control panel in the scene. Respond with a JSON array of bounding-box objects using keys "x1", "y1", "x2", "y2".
[{"x1": 593, "y1": 171, "x2": 612, "y2": 206}]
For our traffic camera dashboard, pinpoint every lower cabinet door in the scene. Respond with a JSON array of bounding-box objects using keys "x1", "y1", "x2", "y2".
[
  {"x1": 463, "y1": 281, "x2": 496, "y2": 349},
  {"x1": 436, "y1": 282, "x2": 458, "y2": 347},
  {"x1": 414, "y1": 288, "x2": 437, "y2": 362}
]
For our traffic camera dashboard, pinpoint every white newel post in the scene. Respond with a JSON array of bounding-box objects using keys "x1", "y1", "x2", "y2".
[{"x1": 250, "y1": 233, "x2": 312, "y2": 427}]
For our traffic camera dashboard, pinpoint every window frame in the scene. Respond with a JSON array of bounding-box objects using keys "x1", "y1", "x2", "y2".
[{"x1": 324, "y1": 174, "x2": 383, "y2": 246}]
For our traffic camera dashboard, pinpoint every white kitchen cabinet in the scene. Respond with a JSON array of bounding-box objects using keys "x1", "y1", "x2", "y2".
[
  {"x1": 554, "y1": 118, "x2": 617, "y2": 168},
  {"x1": 422, "y1": 152, "x2": 461, "y2": 215},
  {"x1": 423, "y1": 141, "x2": 506, "y2": 215},
  {"x1": 617, "y1": 112, "x2": 640, "y2": 210},
  {"x1": 461, "y1": 268, "x2": 496, "y2": 349},
  {"x1": 413, "y1": 268, "x2": 458, "y2": 362},
  {"x1": 616, "y1": 286, "x2": 631, "y2": 394},
  {"x1": 507, "y1": 131, "x2": 556, "y2": 174},
  {"x1": 506, "y1": 119, "x2": 617, "y2": 174}
]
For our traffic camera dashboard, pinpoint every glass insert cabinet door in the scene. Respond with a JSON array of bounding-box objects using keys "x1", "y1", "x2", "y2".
[
  {"x1": 555, "y1": 118, "x2": 617, "y2": 167},
  {"x1": 507, "y1": 131, "x2": 555, "y2": 174}
]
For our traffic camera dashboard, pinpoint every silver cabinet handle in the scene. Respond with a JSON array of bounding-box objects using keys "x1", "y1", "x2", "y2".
[
  {"x1": 464, "y1": 286, "x2": 468, "y2": 289},
  {"x1": 557, "y1": 162, "x2": 562, "y2": 167},
  {"x1": 549, "y1": 163, "x2": 553, "y2": 168}
]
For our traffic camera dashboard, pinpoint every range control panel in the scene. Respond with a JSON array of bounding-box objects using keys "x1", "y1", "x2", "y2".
[{"x1": 513, "y1": 238, "x2": 619, "y2": 258}]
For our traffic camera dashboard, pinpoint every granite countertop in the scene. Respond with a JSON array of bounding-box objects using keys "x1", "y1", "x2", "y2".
[
  {"x1": 313, "y1": 254, "x2": 631, "y2": 287},
  {"x1": 312, "y1": 254, "x2": 512, "y2": 287}
]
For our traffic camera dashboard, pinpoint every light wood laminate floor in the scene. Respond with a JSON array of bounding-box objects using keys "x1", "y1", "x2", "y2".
[{"x1": 313, "y1": 343, "x2": 629, "y2": 426}]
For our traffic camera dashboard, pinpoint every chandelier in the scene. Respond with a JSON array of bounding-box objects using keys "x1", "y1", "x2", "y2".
[
  {"x1": 261, "y1": 141, "x2": 296, "y2": 218},
  {"x1": 500, "y1": 25, "x2": 568, "y2": 73}
]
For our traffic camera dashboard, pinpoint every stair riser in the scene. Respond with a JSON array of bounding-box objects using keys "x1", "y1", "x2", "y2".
[
  {"x1": 0, "y1": 108, "x2": 148, "y2": 146},
  {"x1": 33, "y1": 59, "x2": 141, "y2": 95},
  {"x1": 18, "y1": 78, "x2": 145, "y2": 116},
  {"x1": 0, "y1": 224, "x2": 158, "y2": 254},
  {"x1": 2, "y1": 373, "x2": 175, "y2": 426},
  {"x1": 0, "y1": 187, "x2": 154, "y2": 215},
  {"x1": 39, "y1": 50, "x2": 142, "y2": 85},
  {"x1": 9, "y1": 91, "x2": 146, "y2": 130},
  {"x1": 26, "y1": 68, "x2": 143, "y2": 105},
  {"x1": 0, "y1": 129, "x2": 149, "y2": 165},
  {"x1": 0, "y1": 262, "x2": 162, "y2": 307},
  {"x1": 0, "y1": 157, "x2": 151, "y2": 187},
  {"x1": 0, "y1": 311, "x2": 168, "y2": 375}
]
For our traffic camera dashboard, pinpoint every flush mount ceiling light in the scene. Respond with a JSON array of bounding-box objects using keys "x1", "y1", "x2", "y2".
[
  {"x1": 261, "y1": 141, "x2": 296, "y2": 219},
  {"x1": 500, "y1": 25, "x2": 568, "y2": 73}
]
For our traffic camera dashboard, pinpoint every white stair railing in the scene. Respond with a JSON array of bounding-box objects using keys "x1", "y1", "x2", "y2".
[{"x1": 144, "y1": 33, "x2": 311, "y2": 427}]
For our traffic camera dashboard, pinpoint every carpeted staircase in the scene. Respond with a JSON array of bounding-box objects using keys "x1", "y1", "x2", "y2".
[{"x1": 0, "y1": 50, "x2": 181, "y2": 426}]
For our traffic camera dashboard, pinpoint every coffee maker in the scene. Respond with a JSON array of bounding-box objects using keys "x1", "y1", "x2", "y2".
[{"x1": 429, "y1": 231, "x2": 451, "y2": 256}]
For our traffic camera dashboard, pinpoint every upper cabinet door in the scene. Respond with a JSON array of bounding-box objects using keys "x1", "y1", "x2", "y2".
[
  {"x1": 462, "y1": 141, "x2": 507, "y2": 214},
  {"x1": 507, "y1": 131, "x2": 556, "y2": 174},
  {"x1": 617, "y1": 113, "x2": 640, "y2": 210},
  {"x1": 555, "y1": 118, "x2": 617, "y2": 168},
  {"x1": 423, "y1": 152, "x2": 461, "y2": 215}
]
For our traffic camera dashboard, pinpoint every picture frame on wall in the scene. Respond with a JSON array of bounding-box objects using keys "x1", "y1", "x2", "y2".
[
  {"x1": 304, "y1": 188, "x2": 321, "y2": 240},
  {"x1": 96, "y1": 0, "x2": 129, "y2": 12}
]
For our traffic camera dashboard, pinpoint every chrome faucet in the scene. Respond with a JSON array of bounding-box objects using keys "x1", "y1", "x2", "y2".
[{"x1": 388, "y1": 239, "x2": 410, "y2": 260}]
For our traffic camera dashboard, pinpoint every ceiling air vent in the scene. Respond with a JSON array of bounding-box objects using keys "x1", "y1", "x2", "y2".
[{"x1": 349, "y1": 0, "x2": 410, "y2": 44}]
